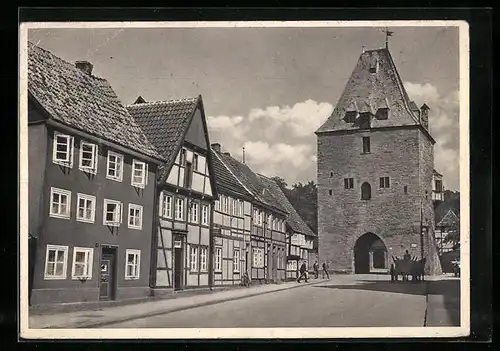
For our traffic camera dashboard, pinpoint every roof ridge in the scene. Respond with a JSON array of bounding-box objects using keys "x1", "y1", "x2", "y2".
[
  {"x1": 213, "y1": 148, "x2": 255, "y2": 197},
  {"x1": 126, "y1": 97, "x2": 198, "y2": 107}
]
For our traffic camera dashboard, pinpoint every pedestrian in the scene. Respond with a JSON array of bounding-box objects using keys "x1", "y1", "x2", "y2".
[
  {"x1": 313, "y1": 261, "x2": 319, "y2": 279},
  {"x1": 297, "y1": 261, "x2": 308, "y2": 283},
  {"x1": 403, "y1": 250, "x2": 411, "y2": 260},
  {"x1": 321, "y1": 261, "x2": 330, "y2": 279},
  {"x1": 390, "y1": 263, "x2": 396, "y2": 282}
]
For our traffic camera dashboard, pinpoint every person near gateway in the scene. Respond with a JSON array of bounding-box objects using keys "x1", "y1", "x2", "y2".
[{"x1": 297, "y1": 261, "x2": 308, "y2": 283}]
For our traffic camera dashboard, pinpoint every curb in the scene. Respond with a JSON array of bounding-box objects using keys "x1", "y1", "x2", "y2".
[{"x1": 54, "y1": 279, "x2": 329, "y2": 329}]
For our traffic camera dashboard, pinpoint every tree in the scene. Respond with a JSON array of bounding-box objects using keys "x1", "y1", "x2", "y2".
[{"x1": 443, "y1": 221, "x2": 460, "y2": 251}]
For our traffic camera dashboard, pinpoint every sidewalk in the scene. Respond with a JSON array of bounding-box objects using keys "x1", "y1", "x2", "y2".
[
  {"x1": 425, "y1": 276, "x2": 461, "y2": 326},
  {"x1": 29, "y1": 278, "x2": 328, "y2": 329}
]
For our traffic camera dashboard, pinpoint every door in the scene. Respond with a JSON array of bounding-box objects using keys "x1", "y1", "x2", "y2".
[
  {"x1": 174, "y1": 247, "x2": 183, "y2": 291},
  {"x1": 99, "y1": 247, "x2": 116, "y2": 301},
  {"x1": 267, "y1": 245, "x2": 273, "y2": 280}
]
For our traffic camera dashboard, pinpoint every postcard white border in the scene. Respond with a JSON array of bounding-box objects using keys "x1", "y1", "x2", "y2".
[{"x1": 19, "y1": 19, "x2": 470, "y2": 340}]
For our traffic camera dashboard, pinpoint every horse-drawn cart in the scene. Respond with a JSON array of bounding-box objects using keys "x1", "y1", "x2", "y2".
[{"x1": 390, "y1": 256, "x2": 426, "y2": 282}]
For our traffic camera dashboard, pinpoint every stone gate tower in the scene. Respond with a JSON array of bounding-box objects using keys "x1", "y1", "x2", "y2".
[{"x1": 315, "y1": 47, "x2": 442, "y2": 275}]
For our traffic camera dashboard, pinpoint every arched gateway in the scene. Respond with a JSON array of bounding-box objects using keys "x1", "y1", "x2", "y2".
[{"x1": 353, "y1": 232, "x2": 388, "y2": 274}]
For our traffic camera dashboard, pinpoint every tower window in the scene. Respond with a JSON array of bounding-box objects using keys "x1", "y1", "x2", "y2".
[
  {"x1": 376, "y1": 108, "x2": 389, "y2": 120},
  {"x1": 328, "y1": 190, "x2": 333, "y2": 196},
  {"x1": 344, "y1": 178, "x2": 354, "y2": 189},
  {"x1": 369, "y1": 59, "x2": 379, "y2": 73},
  {"x1": 330, "y1": 172, "x2": 333, "y2": 177},
  {"x1": 362, "y1": 137, "x2": 371, "y2": 153},
  {"x1": 361, "y1": 182, "x2": 372, "y2": 200},
  {"x1": 404, "y1": 186, "x2": 408, "y2": 194},
  {"x1": 379, "y1": 177, "x2": 390, "y2": 188},
  {"x1": 345, "y1": 111, "x2": 358, "y2": 123}
]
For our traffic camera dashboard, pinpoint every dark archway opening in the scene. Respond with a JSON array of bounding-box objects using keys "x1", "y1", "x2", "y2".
[{"x1": 354, "y1": 232, "x2": 387, "y2": 274}]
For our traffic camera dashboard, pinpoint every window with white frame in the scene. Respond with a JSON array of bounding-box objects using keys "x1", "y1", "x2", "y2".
[
  {"x1": 79, "y1": 141, "x2": 98, "y2": 174},
  {"x1": 215, "y1": 199, "x2": 220, "y2": 211},
  {"x1": 267, "y1": 215, "x2": 272, "y2": 229},
  {"x1": 159, "y1": 192, "x2": 172, "y2": 218},
  {"x1": 131, "y1": 159, "x2": 148, "y2": 188},
  {"x1": 76, "y1": 193, "x2": 96, "y2": 223},
  {"x1": 49, "y1": 187, "x2": 71, "y2": 219},
  {"x1": 125, "y1": 249, "x2": 140, "y2": 279},
  {"x1": 233, "y1": 249, "x2": 240, "y2": 272},
  {"x1": 189, "y1": 201, "x2": 199, "y2": 223},
  {"x1": 214, "y1": 247, "x2": 222, "y2": 271},
  {"x1": 128, "y1": 204, "x2": 143, "y2": 230},
  {"x1": 239, "y1": 201, "x2": 244, "y2": 217},
  {"x1": 71, "y1": 247, "x2": 93, "y2": 279},
  {"x1": 175, "y1": 198, "x2": 184, "y2": 220},
  {"x1": 190, "y1": 246, "x2": 198, "y2": 271},
  {"x1": 199, "y1": 247, "x2": 208, "y2": 272},
  {"x1": 106, "y1": 151, "x2": 124, "y2": 181},
  {"x1": 258, "y1": 211, "x2": 264, "y2": 226},
  {"x1": 193, "y1": 153, "x2": 199, "y2": 171},
  {"x1": 253, "y1": 209, "x2": 258, "y2": 223},
  {"x1": 103, "y1": 199, "x2": 122, "y2": 226},
  {"x1": 44, "y1": 245, "x2": 68, "y2": 279},
  {"x1": 253, "y1": 247, "x2": 264, "y2": 268},
  {"x1": 53, "y1": 132, "x2": 74, "y2": 167},
  {"x1": 202, "y1": 204, "x2": 209, "y2": 225}
]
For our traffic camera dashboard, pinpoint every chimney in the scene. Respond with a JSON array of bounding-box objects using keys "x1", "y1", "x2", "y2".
[
  {"x1": 75, "y1": 61, "x2": 93, "y2": 75},
  {"x1": 223, "y1": 152, "x2": 231, "y2": 157},
  {"x1": 211, "y1": 143, "x2": 221, "y2": 153},
  {"x1": 420, "y1": 103, "x2": 430, "y2": 130}
]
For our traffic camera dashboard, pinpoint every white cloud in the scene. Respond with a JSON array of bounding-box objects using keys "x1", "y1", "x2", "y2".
[
  {"x1": 207, "y1": 99, "x2": 332, "y2": 185},
  {"x1": 404, "y1": 82, "x2": 460, "y2": 190}
]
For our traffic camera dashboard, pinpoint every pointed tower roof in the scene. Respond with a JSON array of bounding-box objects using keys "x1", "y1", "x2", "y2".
[{"x1": 316, "y1": 48, "x2": 433, "y2": 141}]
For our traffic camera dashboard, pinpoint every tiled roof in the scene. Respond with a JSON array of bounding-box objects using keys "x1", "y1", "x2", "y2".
[
  {"x1": 27, "y1": 41, "x2": 164, "y2": 161},
  {"x1": 436, "y1": 209, "x2": 459, "y2": 228},
  {"x1": 126, "y1": 97, "x2": 200, "y2": 179},
  {"x1": 211, "y1": 148, "x2": 253, "y2": 199},
  {"x1": 218, "y1": 153, "x2": 288, "y2": 214},
  {"x1": 258, "y1": 175, "x2": 316, "y2": 237},
  {"x1": 316, "y1": 48, "x2": 422, "y2": 134}
]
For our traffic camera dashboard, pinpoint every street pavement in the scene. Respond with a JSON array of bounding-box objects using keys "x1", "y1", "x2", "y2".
[
  {"x1": 29, "y1": 274, "x2": 460, "y2": 329},
  {"x1": 101, "y1": 274, "x2": 430, "y2": 328}
]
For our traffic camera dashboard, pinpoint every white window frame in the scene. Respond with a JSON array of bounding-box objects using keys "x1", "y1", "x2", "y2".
[
  {"x1": 215, "y1": 247, "x2": 222, "y2": 272},
  {"x1": 103, "y1": 199, "x2": 123, "y2": 227},
  {"x1": 253, "y1": 247, "x2": 264, "y2": 268},
  {"x1": 267, "y1": 215, "x2": 272, "y2": 229},
  {"x1": 159, "y1": 192, "x2": 173, "y2": 218},
  {"x1": 189, "y1": 201, "x2": 199, "y2": 224},
  {"x1": 128, "y1": 203, "x2": 143, "y2": 230},
  {"x1": 233, "y1": 249, "x2": 240, "y2": 272},
  {"x1": 49, "y1": 187, "x2": 71, "y2": 219},
  {"x1": 44, "y1": 244, "x2": 69, "y2": 280},
  {"x1": 52, "y1": 132, "x2": 74, "y2": 168},
  {"x1": 200, "y1": 247, "x2": 208, "y2": 272},
  {"x1": 202, "y1": 204, "x2": 209, "y2": 225},
  {"x1": 71, "y1": 247, "x2": 94, "y2": 280},
  {"x1": 190, "y1": 246, "x2": 198, "y2": 272},
  {"x1": 106, "y1": 151, "x2": 124, "y2": 182},
  {"x1": 78, "y1": 141, "x2": 98, "y2": 174},
  {"x1": 125, "y1": 249, "x2": 141, "y2": 280},
  {"x1": 131, "y1": 159, "x2": 148, "y2": 188},
  {"x1": 175, "y1": 197, "x2": 185, "y2": 220},
  {"x1": 76, "y1": 193, "x2": 96, "y2": 223}
]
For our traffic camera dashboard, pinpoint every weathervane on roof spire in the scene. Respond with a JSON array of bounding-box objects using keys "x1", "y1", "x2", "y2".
[
  {"x1": 383, "y1": 27, "x2": 394, "y2": 49},
  {"x1": 242, "y1": 146, "x2": 246, "y2": 164}
]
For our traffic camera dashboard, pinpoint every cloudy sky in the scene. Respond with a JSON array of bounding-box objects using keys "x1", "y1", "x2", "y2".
[{"x1": 28, "y1": 24, "x2": 460, "y2": 190}]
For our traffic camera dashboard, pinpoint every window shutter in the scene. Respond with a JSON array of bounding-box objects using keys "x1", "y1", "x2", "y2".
[
  {"x1": 145, "y1": 163, "x2": 149, "y2": 185},
  {"x1": 159, "y1": 192, "x2": 163, "y2": 216},
  {"x1": 70, "y1": 136, "x2": 75, "y2": 166},
  {"x1": 119, "y1": 202, "x2": 123, "y2": 223}
]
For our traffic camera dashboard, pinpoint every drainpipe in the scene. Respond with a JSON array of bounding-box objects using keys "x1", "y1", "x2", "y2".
[{"x1": 208, "y1": 202, "x2": 214, "y2": 291}]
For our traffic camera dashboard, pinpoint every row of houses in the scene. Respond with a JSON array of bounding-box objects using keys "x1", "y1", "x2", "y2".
[{"x1": 26, "y1": 42, "x2": 317, "y2": 305}]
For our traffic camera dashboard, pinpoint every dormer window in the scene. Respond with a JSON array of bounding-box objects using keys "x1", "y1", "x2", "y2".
[
  {"x1": 375, "y1": 107, "x2": 389, "y2": 120},
  {"x1": 345, "y1": 110, "x2": 358, "y2": 123},
  {"x1": 369, "y1": 58, "x2": 379, "y2": 73}
]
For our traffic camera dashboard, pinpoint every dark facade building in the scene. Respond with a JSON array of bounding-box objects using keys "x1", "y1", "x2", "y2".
[
  {"x1": 127, "y1": 96, "x2": 218, "y2": 293},
  {"x1": 315, "y1": 46, "x2": 443, "y2": 275},
  {"x1": 27, "y1": 42, "x2": 165, "y2": 305}
]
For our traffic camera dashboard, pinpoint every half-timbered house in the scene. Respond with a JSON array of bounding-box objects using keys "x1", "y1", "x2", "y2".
[
  {"x1": 127, "y1": 96, "x2": 218, "y2": 293},
  {"x1": 27, "y1": 42, "x2": 165, "y2": 305}
]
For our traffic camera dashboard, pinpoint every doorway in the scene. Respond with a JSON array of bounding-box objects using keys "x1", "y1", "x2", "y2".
[
  {"x1": 173, "y1": 237, "x2": 184, "y2": 291},
  {"x1": 99, "y1": 246, "x2": 117, "y2": 301},
  {"x1": 353, "y1": 232, "x2": 387, "y2": 274}
]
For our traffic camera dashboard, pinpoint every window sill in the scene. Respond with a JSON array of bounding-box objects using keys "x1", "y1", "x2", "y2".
[
  {"x1": 104, "y1": 222, "x2": 121, "y2": 227},
  {"x1": 128, "y1": 225, "x2": 143, "y2": 230},
  {"x1": 106, "y1": 175, "x2": 123, "y2": 182},
  {"x1": 49, "y1": 213, "x2": 71, "y2": 220},
  {"x1": 71, "y1": 276, "x2": 92, "y2": 280},
  {"x1": 79, "y1": 166, "x2": 98, "y2": 175},
  {"x1": 124, "y1": 276, "x2": 140, "y2": 281},
  {"x1": 132, "y1": 183, "x2": 146, "y2": 189},
  {"x1": 360, "y1": 152, "x2": 371, "y2": 155},
  {"x1": 44, "y1": 275, "x2": 67, "y2": 280},
  {"x1": 53, "y1": 160, "x2": 73, "y2": 168},
  {"x1": 76, "y1": 217, "x2": 95, "y2": 224}
]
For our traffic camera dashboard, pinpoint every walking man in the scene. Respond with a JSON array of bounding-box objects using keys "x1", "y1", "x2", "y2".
[
  {"x1": 313, "y1": 261, "x2": 319, "y2": 279},
  {"x1": 297, "y1": 261, "x2": 308, "y2": 283},
  {"x1": 403, "y1": 250, "x2": 411, "y2": 260},
  {"x1": 321, "y1": 261, "x2": 330, "y2": 279}
]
